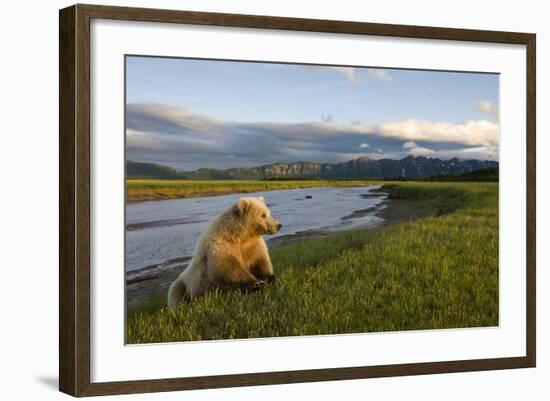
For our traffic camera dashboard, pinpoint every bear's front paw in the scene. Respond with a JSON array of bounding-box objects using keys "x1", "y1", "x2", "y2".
[
  {"x1": 251, "y1": 280, "x2": 267, "y2": 291},
  {"x1": 240, "y1": 280, "x2": 266, "y2": 293},
  {"x1": 247, "y1": 280, "x2": 266, "y2": 291}
]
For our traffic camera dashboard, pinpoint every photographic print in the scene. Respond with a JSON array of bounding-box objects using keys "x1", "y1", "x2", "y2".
[{"x1": 124, "y1": 56, "x2": 499, "y2": 344}]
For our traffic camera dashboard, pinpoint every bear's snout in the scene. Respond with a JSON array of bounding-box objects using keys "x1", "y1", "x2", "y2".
[{"x1": 265, "y1": 217, "x2": 282, "y2": 234}]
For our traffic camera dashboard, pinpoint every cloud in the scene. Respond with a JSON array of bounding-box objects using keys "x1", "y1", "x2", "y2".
[
  {"x1": 400, "y1": 139, "x2": 435, "y2": 156},
  {"x1": 375, "y1": 119, "x2": 499, "y2": 147},
  {"x1": 400, "y1": 138, "x2": 497, "y2": 160},
  {"x1": 126, "y1": 128, "x2": 164, "y2": 150},
  {"x1": 476, "y1": 100, "x2": 499, "y2": 121},
  {"x1": 126, "y1": 103, "x2": 499, "y2": 170},
  {"x1": 307, "y1": 66, "x2": 393, "y2": 83},
  {"x1": 477, "y1": 100, "x2": 495, "y2": 114},
  {"x1": 127, "y1": 103, "x2": 222, "y2": 133},
  {"x1": 336, "y1": 151, "x2": 401, "y2": 161},
  {"x1": 364, "y1": 69, "x2": 393, "y2": 82},
  {"x1": 408, "y1": 146, "x2": 435, "y2": 157},
  {"x1": 399, "y1": 138, "x2": 498, "y2": 161},
  {"x1": 325, "y1": 67, "x2": 356, "y2": 81},
  {"x1": 434, "y1": 146, "x2": 499, "y2": 161},
  {"x1": 321, "y1": 113, "x2": 334, "y2": 123}
]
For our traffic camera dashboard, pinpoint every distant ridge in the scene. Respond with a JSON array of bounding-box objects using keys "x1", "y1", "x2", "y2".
[
  {"x1": 126, "y1": 160, "x2": 184, "y2": 179},
  {"x1": 127, "y1": 156, "x2": 499, "y2": 180}
]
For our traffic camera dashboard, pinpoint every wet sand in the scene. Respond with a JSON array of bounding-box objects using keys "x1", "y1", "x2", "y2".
[{"x1": 125, "y1": 196, "x2": 432, "y2": 308}]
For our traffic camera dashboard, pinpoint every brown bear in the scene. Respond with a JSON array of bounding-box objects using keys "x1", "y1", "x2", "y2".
[{"x1": 167, "y1": 196, "x2": 282, "y2": 308}]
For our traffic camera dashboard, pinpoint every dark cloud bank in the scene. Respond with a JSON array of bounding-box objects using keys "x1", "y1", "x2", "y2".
[{"x1": 126, "y1": 103, "x2": 499, "y2": 171}]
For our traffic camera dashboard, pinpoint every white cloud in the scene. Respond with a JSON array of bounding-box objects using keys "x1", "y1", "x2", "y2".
[
  {"x1": 337, "y1": 151, "x2": 400, "y2": 161},
  {"x1": 408, "y1": 146, "x2": 435, "y2": 157},
  {"x1": 359, "y1": 143, "x2": 370, "y2": 149},
  {"x1": 326, "y1": 67, "x2": 356, "y2": 81},
  {"x1": 400, "y1": 139, "x2": 435, "y2": 158},
  {"x1": 364, "y1": 69, "x2": 393, "y2": 82},
  {"x1": 476, "y1": 100, "x2": 499, "y2": 121},
  {"x1": 399, "y1": 136, "x2": 497, "y2": 160},
  {"x1": 433, "y1": 146, "x2": 499, "y2": 161},
  {"x1": 308, "y1": 66, "x2": 392, "y2": 83},
  {"x1": 477, "y1": 100, "x2": 495, "y2": 114},
  {"x1": 376, "y1": 119, "x2": 499, "y2": 147}
]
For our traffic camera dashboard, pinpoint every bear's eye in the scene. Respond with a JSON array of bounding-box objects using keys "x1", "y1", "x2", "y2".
[{"x1": 261, "y1": 213, "x2": 266, "y2": 218}]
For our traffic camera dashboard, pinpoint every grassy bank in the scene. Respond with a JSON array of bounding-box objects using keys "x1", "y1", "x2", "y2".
[
  {"x1": 126, "y1": 182, "x2": 498, "y2": 344},
  {"x1": 126, "y1": 179, "x2": 378, "y2": 201}
]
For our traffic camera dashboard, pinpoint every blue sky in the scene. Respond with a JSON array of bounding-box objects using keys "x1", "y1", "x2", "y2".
[{"x1": 126, "y1": 56, "x2": 499, "y2": 170}]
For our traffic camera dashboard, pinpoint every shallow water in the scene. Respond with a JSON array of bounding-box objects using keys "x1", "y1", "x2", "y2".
[{"x1": 125, "y1": 185, "x2": 387, "y2": 272}]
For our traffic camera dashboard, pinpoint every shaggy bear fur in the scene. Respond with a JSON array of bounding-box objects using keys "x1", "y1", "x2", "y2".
[{"x1": 168, "y1": 196, "x2": 282, "y2": 308}]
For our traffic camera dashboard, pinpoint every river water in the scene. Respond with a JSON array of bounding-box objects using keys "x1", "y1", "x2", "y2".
[{"x1": 125, "y1": 185, "x2": 387, "y2": 272}]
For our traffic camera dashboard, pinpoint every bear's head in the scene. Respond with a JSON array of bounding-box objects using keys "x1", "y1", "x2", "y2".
[{"x1": 233, "y1": 196, "x2": 282, "y2": 236}]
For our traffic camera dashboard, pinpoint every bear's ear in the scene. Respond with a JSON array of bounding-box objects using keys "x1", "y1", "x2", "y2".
[
  {"x1": 234, "y1": 198, "x2": 250, "y2": 217},
  {"x1": 258, "y1": 196, "x2": 265, "y2": 203}
]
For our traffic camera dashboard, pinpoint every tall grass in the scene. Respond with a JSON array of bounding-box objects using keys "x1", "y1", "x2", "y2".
[
  {"x1": 126, "y1": 182, "x2": 498, "y2": 344},
  {"x1": 126, "y1": 179, "x2": 378, "y2": 201}
]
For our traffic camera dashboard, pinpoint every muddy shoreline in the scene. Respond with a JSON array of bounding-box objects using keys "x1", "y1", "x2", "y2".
[
  {"x1": 127, "y1": 182, "x2": 380, "y2": 204},
  {"x1": 125, "y1": 196, "x2": 431, "y2": 308}
]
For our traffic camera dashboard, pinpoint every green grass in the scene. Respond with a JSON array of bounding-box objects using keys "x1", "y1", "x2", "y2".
[
  {"x1": 126, "y1": 179, "x2": 379, "y2": 201},
  {"x1": 126, "y1": 182, "x2": 498, "y2": 344}
]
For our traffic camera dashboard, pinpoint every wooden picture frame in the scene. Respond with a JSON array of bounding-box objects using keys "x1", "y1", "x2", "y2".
[{"x1": 59, "y1": 3, "x2": 536, "y2": 397}]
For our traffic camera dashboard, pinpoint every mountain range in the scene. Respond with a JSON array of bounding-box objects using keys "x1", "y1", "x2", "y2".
[{"x1": 127, "y1": 156, "x2": 498, "y2": 180}]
